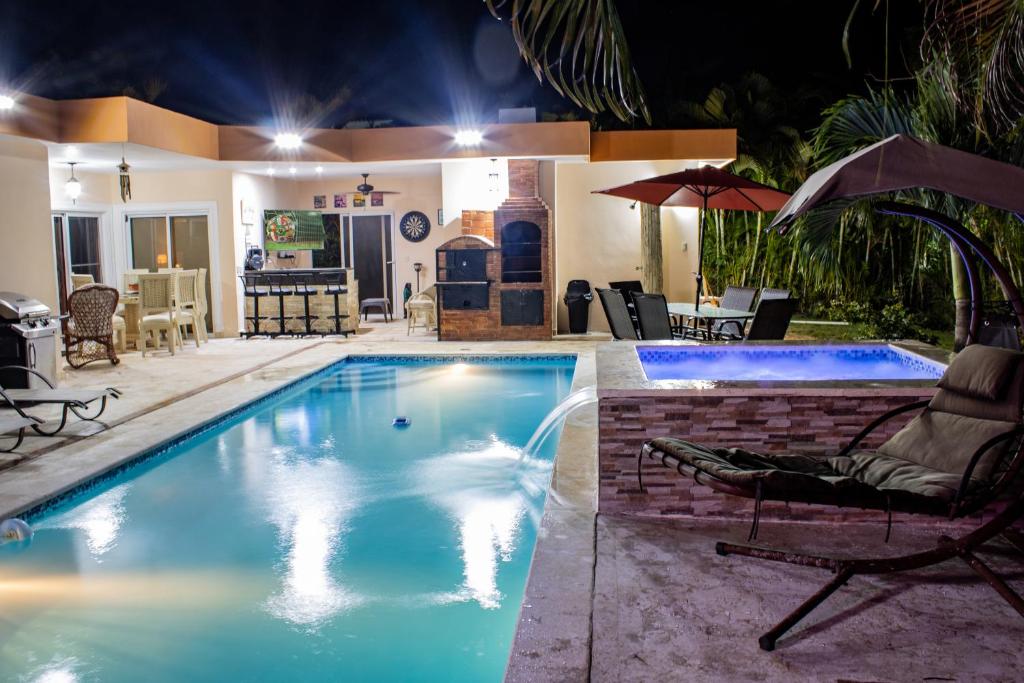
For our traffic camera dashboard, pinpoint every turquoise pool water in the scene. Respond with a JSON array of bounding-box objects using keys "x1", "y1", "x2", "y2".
[{"x1": 0, "y1": 356, "x2": 575, "y2": 682}]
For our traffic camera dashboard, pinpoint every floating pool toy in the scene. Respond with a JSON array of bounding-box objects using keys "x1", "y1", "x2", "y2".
[{"x1": 392, "y1": 416, "x2": 412, "y2": 428}]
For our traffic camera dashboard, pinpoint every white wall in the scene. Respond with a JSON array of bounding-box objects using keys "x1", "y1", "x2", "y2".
[
  {"x1": 281, "y1": 171, "x2": 444, "y2": 295},
  {"x1": 554, "y1": 160, "x2": 699, "y2": 333},
  {"x1": 441, "y1": 158, "x2": 509, "y2": 229},
  {"x1": 0, "y1": 136, "x2": 58, "y2": 310}
]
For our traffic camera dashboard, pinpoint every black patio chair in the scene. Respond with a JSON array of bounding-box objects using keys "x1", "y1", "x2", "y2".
[
  {"x1": 759, "y1": 287, "x2": 791, "y2": 301},
  {"x1": 637, "y1": 343, "x2": 1024, "y2": 651},
  {"x1": 596, "y1": 288, "x2": 638, "y2": 340},
  {"x1": 609, "y1": 280, "x2": 644, "y2": 336},
  {"x1": 717, "y1": 297, "x2": 798, "y2": 341},
  {"x1": 632, "y1": 292, "x2": 684, "y2": 340},
  {"x1": 710, "y1": 285, "x2": 758, "y2": 339}
]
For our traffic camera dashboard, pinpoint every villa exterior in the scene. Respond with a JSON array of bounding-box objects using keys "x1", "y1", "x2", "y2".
[{"x1": 0, "y1": 94, "x2": 735, "y2": 338}]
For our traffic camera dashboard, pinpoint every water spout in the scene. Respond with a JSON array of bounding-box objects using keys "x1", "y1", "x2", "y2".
[{"x1": 521, "y1": 385, "x2": 597, "y2": 460}]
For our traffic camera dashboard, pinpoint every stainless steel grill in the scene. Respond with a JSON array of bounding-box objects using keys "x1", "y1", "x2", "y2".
[{"x1": 0, "y1": 291, "x2": 60, "y2": 389}]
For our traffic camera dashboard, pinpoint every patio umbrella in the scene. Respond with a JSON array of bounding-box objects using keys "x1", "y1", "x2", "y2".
[{"x1": 594, "y1": 166, "x2": 791, "y2": 309}]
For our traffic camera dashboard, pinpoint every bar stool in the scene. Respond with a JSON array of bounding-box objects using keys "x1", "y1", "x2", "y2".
[
  {"x1": 320, "y1": 271, "x2": 350, "y2": 337},
  {"x1": 266, "y1": 273, "x2": 294, "y2": 336},
  {"x1": 291, "y1": 272, "x2": 320, "y2": 336},
  {"x1": 239, "y1": 274, "x2": 270, "y2": 337}
]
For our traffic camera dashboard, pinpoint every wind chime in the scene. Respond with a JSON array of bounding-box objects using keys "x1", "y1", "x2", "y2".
[{"x1": 117, "y1": 146, "x2": 132, "y2": 202}]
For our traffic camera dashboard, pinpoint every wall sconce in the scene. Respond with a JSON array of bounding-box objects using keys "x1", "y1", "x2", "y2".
[{"x1": 488, "y1": 158, "x2": 499, "y2": 194}]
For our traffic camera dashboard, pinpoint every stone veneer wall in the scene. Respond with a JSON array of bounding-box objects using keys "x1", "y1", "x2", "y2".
[{"x1": 598, "y1": 390, "x2": 959, "y2": 524}]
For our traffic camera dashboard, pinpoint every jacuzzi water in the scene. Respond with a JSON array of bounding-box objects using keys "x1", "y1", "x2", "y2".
[
  {"x1": 0, "y1": 356, "x2": 575, "y2": 682},
  {"x1": 637, "y1": 344, "x2": 944, "y2": 382}
]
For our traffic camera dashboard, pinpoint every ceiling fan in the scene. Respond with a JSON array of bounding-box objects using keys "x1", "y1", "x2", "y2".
[{"x1": 343, "y1": 173, "x2": 400, "y2": 196}]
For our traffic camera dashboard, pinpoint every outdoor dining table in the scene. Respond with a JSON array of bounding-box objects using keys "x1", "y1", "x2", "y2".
[{"x1": 668, "y1": 302, "x2": 755, "y2": 339}]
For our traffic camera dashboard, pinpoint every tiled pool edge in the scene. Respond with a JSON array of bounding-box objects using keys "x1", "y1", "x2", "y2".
[{"x1": 505, "y1": 351, "x2": 597, "y2": 683}]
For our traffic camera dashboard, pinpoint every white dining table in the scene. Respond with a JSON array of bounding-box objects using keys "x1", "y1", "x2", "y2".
[{"x1": 668, "y1": 302, "x2": 755, "y2": 338}]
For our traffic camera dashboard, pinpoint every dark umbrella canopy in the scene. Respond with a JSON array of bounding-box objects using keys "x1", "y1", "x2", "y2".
[
  {"x1": 594, "y1": 166, "x2": 792, "y2": 211},
  {"x1": 770, "y1": 134, "x2": 1024, "y2": 233},
  {"x1": 593, "y1": 165, "x2": 791, "y2": 309}
]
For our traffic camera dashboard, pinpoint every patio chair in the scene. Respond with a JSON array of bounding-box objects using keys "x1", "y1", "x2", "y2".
[
  {"x1": 406, "y1": 285, "x2": 437, "y2": 335},
  {"x1": 710, "y1": 285, "x2": 758, "y2": 338},
  {"x1": 716, "y1": 297, "x2": 798, "y2": 341},
  {"x1": 65, "y1": 284, "x2": 120, "y2": 369},
  {"x1": 70, "y1": 273, "x2": 94, "y2": 290},
  {"x1": 609, "y1": 280, "x2": 643, "y2": 335},
  {"x1": 173, "y1": 269, "x2": 202, "y2": 348},
  {"x1": 632, "y1": 292, "x2": 684, "y2": 340},
  {"x1": 759, "y1": 287, "x2": 790, "y2": 301},
  {"x1": 194, "y1": 267, "x2": 210, "y2": 343},
  {"x1": 137, "y1": 273, "x2": 181, "y2": 356},
  {"x1": 0, "y1": 365, "x2": 121, "y2": 436},
  {"x1": 596, "y1": 288, "x2": 638, "y2": 340},
  {"x1": 637, "y1": 343, "x2": 1024, "y2": 650}
]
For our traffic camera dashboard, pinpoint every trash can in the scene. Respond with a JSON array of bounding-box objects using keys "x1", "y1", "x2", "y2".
[{"x1": 564, "y1": 280, "x2": 594, "y2": 334}]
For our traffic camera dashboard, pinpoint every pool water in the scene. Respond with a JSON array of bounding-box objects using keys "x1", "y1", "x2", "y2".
[
  {"x1": 0, "y1": 356, "x2": 575, "y2": 682},
  {"x1": 637, "y1": 344, "x2": 944, "y2": 382}
]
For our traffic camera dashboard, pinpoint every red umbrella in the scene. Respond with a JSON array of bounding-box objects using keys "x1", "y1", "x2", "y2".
[{"x1": 594, "y1": 166, "x2": 791, "y2": 309}]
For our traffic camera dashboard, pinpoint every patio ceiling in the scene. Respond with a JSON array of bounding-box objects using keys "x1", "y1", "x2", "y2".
[{"x1": 0, "y1": 94, "x2": 736, "y2": 168}]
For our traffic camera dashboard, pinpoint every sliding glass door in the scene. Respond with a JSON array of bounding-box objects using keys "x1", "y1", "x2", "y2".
[
  {"x1": 52, "y1": 212, "x2": 103, "y2": 315},
  {"x1": 129, "y1": 214, "x2": 212, "y2": 329}
]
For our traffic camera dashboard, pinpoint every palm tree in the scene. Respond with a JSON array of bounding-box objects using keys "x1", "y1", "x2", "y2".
[{"x1": 484, "y1": 0, "x2": 649, "y2": 123}]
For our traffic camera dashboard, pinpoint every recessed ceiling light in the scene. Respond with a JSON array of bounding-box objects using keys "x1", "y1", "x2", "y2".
[
  {"x1": 274, "y1": 132, "x2": 302, "y2": 149},
  {"x1": 288, "y1": 167, "x2": 297, "y2": 175},
  {"x1": 267, "y1": 167, "x2": 276, "y2": 176},
  {"x1": 0, "y1": 94, "x2": 15, "y2": 110},
  {"x1": 454, "y1": 130, "x2": 483, "y2": 146},
  {"x1": 315, "y1": 166, "x2": 323, "y2": 174}
]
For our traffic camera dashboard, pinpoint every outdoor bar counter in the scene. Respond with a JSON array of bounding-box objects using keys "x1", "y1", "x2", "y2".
[{"x1": 241, "y1": 267, "x2": 359, "y2": 337}]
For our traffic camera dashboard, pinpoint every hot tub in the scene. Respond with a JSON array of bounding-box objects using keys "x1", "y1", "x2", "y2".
[
  {"x1": 637, "y1": 343, "x2": 945, "y2": 382},
  {"x1": 598, "y1": 341, "x2": 951, "y2": 521}
]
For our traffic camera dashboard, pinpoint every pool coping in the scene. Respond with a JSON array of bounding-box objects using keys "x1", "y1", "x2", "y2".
[{"x1": 597, "y1": 339, "x2": 952, "y2": 397}]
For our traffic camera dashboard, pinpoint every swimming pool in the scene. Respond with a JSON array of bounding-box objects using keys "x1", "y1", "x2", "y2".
[
  {"x1": 637, "y1": 344, "x2": 945, "y2": 382},
  {"x1": 0, "y1": 355, "x2": 575, "y2": 682}
]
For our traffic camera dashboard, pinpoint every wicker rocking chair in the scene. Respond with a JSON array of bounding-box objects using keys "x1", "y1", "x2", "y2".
[
  {"x1": 65, "y1": 284, "x2": 121, "y2": 369},
  {"x1": 638, "y1": 343, "x2": 1024, "y2": 650}
]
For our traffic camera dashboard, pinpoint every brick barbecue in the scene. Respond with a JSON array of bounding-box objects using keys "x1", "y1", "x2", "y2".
[{"x1": 436, "y1": 159, "x2": 552, "y2": 341}]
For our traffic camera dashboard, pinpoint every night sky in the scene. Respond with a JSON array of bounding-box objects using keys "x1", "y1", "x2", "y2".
[{"x1": 0, "y1": 1, "x2": 922, "y2": 132}]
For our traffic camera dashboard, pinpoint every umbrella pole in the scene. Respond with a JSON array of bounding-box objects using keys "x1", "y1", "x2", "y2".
[{"x1": 695, "y1": 194, "x2": 708, "y2": 311}]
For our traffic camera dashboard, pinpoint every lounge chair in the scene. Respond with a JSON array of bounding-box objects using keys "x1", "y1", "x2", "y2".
[
  {"x1": 0, "y1": 390, "x2": 42, "y2": 452},
  {"x1": 637, "y1": 344, "x2": 1024, "y2": 650},
  {"x1": 632, "y1": 292, "x2": 685, "y2": 340},
  {"x1": 596, "y1": 288, "x2": 638, "y2": 340},
  {"x1": 0, "y1": 365, "x2": 121, "y2": 436},
  {"x1": 716, "y1": 297, "x2": 797, "y2": 341}
]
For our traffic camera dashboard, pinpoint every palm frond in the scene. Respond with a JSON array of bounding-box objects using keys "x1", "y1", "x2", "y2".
[{"x1": 485, "y1": 0, "x2": 650, "y2": 123}]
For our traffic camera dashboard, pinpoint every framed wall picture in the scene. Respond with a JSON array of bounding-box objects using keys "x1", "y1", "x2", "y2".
[
  {"x1": 353, "y1": 193, "x2": 366, "y2": 208},
  {"x1": 241, "y1": 200, "x2": 256, "y2": 226},
  {"x1": 314, "y1": 195, "x2": 326, "y2": 209},
  {"x1": 370, "y1": 191, "x2": 383, "y2": 207},
  {"x1": 334, "y1": 194, "x2": 347, "y2": 208}
]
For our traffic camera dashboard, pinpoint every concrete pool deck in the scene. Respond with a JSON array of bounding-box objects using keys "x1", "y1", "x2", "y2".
[{"x1": 0, "y1": 327, "x2": 1021, "y2": 681}]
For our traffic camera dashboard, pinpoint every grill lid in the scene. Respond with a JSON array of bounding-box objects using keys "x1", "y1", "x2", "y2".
[{"x1": 0, "y1": 292, "x2": 51, "y2": 321}]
